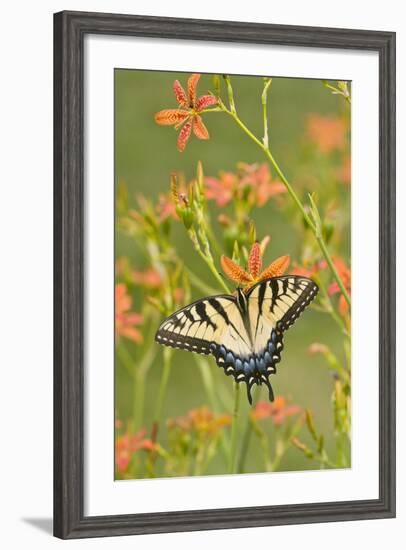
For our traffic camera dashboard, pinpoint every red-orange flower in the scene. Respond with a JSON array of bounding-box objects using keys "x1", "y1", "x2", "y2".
[
  {"x1": 205, "y1": 163, "x2": 286, "y2": 208},
  {"x1": 131, "y1": 268, "x2": 163, "y2": 290},
  {"x1": 292, "y1": 258, "x2": 350, "y2": 317},
  {"x1": 238, "y1": 162, "x2": 286, "y2": 206},
  {"x1": 205, "y1": 171, "x2": 237, "y2": 207},
  {"x1": 155, "y1": 73, "x2": 217, "y2": 152},
  {"x1": 291, "y1": 259, "x2": 326, "y2": 278},
  {"x1": 337, "y1": 154, "x2": 351, "y2": 185},
  {"x1": 306, "y1": 114, "x2": 347, "y2": 154},
  {"x1": 115, "y1": 283, "x2": 143, "y2": 344},
  {"x1": 327, "y1": 257, "x2": 351, "y2": 316},
  {"x1": 167, "y1": 406, "x2": 231, "y2": 435},
  {"x1": 221, "y1": 239, "x2": 290, "y2": 291},
  {"x1": 251, "y1": 396, "x2": 301, "y2": 425},
  {"x1": 115, "y1": 428, "x2": 159, "y2": 473},
  {"x1": 155, "y1": 193, "x2": 178, "y2": 221}
]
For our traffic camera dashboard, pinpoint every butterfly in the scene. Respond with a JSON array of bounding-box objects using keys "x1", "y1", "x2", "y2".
[{"x1": 155, "y1": 275, "x2": 318, "y2": 405}]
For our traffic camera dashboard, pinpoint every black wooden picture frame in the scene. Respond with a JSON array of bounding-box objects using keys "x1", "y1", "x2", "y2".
[{"x1": 54, "y1": 10, "x2": 396, "y2": 539}]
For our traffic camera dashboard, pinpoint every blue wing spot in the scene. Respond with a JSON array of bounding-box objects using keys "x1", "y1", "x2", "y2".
[
  {"x1": 257, "y1": 357, "x2": 266, "y2": 374},
  {"x1": 226, "y1": 352, "x2": 234, "y2": 365}
]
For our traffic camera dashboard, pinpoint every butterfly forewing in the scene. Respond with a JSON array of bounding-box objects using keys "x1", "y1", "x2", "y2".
[{"x1": 155, "y1": 295, "x2": 250, "y2": 355}]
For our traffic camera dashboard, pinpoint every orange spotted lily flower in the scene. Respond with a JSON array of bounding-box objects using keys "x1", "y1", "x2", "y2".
[
  {"x1": 221, "y1": 239, "x2": 290, "y2": 292},
  {"x1": 251, "y1": 396, "x2": 301, "y2": 425},
  {"x1": 205, "y1": 171, "x2": 236, "y2": 207},
  {"x1": 155, "y1": 73, "x2": 217, "y2": 152},
  {"x1": 327, "y1": 257, "x2": 351, "y2": 316},
  {"x1": 306, "y1": 114, "x2": 347, "y2": 154},
  {"x1": 115, "y1": 283, "x2": 144, "y2": 344},
  {"x1": 115, "y1": 428, "x2": 160, "y2": 474},
  {"x1": 167, "y1": 406, "x2": 231, "y2": 435}
]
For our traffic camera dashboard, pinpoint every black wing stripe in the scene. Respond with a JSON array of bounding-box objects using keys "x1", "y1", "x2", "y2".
[
  {"x1": 183, "y1": 308, "x2": 196, "y2": 324},
  {"x1": 208, "y1": 298, "x2": 230, "y2": 324},
  {"x1": 195, "y1": 301, "x2": 217, "y2": 330},
  {"x1": 255, "y1": 281, "x2": 267, "y2": 338},
  {"x1": 269, "y1": 278, "x2": 279, "y2": 313}
]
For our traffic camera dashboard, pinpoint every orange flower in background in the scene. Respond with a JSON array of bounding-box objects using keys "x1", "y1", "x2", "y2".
[
  {"x1": 115, "y1": 428, "x2": 159, "y2": 473},
  {"x1": 308, "y1": 342, "x2": 330, "y2": 355},
  {"x1": 291, "y1": 259, "x2": 326, "y2": 278},
  {"x1": 131, "y1": 268, "x2": 163, "y2": 290},
  {"x1": 205, "y1": 171, "x2": 236, "y2": 207},
  {"x1": 155, "y1": 73, "x2": 217, "y2": 152},
  {"x1": 115, "y1": 283, "x2": 144, "y2": 344},
  {"x1": 328, "y1": 257, "x2": 351, "y2": 316},
  {"x1": 292, "y1": 258, "x2": 350, "y2": 317},
  {"x1": 306, "y1": 114, "x2": 347, "y2": 154},
  {"x1": 221, "y1": 239, "x2": 290, "y2": 291},
  {"x1": 167, "y1": 406, "x2": 231, "y2": 435},
  {"x1": 155, "y1": 193, "x2": 178, "y2": 221},
  {"x1": 251, "y1": 396, "x2": 301, "y2": 425},
  {"x1": 337, "y1": 154, "x2": 351, "y2": 185},
  {"x1": 205, "y1": 163, "x2": 286, "y2": 208},
  {"x1": 238, "y1": 162, "x2": 286, "y2": 206}
]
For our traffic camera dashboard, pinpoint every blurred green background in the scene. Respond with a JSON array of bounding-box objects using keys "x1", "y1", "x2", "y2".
[{"x1": 115, "y1": 70, "x2": 350, "y2": 475}]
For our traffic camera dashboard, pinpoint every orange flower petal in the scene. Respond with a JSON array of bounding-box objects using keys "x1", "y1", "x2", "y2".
[
  {"x1": 259, "y1": 235, "x2": 271, "y2": 255},
  {"x1": 221, "y1": 255, "x2": 252, "y2": 285},
  {"x1": 248, "y1": 242, "x2": 262, "y2": 279},
  {"x1": 258, "y1": 255, "x2": 290, "y2": 281},
  {"x1": 121, "y1": 326, "x2": 144, "y2": 344},
  {"x1": 196, "y1": 94, "x2": 217, "y2": 111},
  {"x1": 339, "y1": 294, "x2": 349, "y2": 317},
  {"x1": 155, "y1": 109, "x2": 189, "y2": 126},
  {"x1": 177, "y1": 120, "x2": 192, "y2": 152},
  {"x1": 308, "y1": 342, "x2": 329, "y2": 354},
  {"x1": 173, "y1": 80, "x2": 188, "y2": 107},
  {"x1": 187, "y1": 74, "x2": 200, "y2": 107},
  {"x1": 193, "y1": 115, "x2": 209, "y2": 140}
]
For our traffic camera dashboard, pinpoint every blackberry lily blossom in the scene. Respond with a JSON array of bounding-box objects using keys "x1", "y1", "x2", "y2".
[
  {"x1": 220, "y1": 239, "x2": 290, "y2": 293},
  {"x1": 155, "y1": 73, "x2": 217, "y2": 152}
]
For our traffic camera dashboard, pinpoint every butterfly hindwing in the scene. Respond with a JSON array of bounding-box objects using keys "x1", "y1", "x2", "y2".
[{"x1": 155, "y1": 276, "x2": 318, "y2": 404}]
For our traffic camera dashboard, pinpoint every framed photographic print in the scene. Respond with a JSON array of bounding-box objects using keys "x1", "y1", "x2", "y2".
[{"x1": 54, "y1": 10, "x2": 396, "y2": 539}]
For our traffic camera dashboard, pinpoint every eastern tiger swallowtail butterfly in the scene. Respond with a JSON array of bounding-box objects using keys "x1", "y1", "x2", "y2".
[{"x1": 155, "y1": 275, "x2": 318, "y2": 405}]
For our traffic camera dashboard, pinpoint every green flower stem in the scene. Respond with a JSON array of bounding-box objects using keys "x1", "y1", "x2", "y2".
[
  {"x1": 237, "y1": 385, "x2": 261, "y2": 473},
  {"x1": 316, "y1": 276, "x2": 349, "y2": 337},
  {"x1": 195, "y1": 356, "x2": 219, "y2": 412},
  {"x1": 133, "y1": 370, "x2": 145, "y2": 432},
  {"x1": 270, "y1": 419, "x2": 303, "y2": 471},
  {"x1": 262, "y1": 78, "x2": 272, "y2": 149},
  {"x1": 218, "y1": 96, "x2": 351, "y2": 309},
  {"x1": 188, "y1": 228, "x2": 230, "y2": 294},
  {"x1": 186, "y1": 267, "x2": 220, "y2": 296},
  {"x1": 317, "y1": 236, "x2": 351, "y2": 306},
  {"x1": 116, "y1": 341, "x2": 134, "y2": 377},
  {"x1": 133, "y1": 344, "x2": 157, "y2": 430},
  {"x1": 223, "y1": 75, "x2": 237, "y2": 114},
  {"x1": 195, "y1": 355, "x2": 231, "y2": 464},
  {"x1": 228, "y1": 381, "x2": 241, "y2": 473},
  {"x1": 116, "y1": 342, "x2": 150, "y2": 432},
  {"x1": 154, "y1": 346, "x2": 173, "y2": 425},
  {"x1": 251, "y1": 418, "x2": 272, "y2": 471}
]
